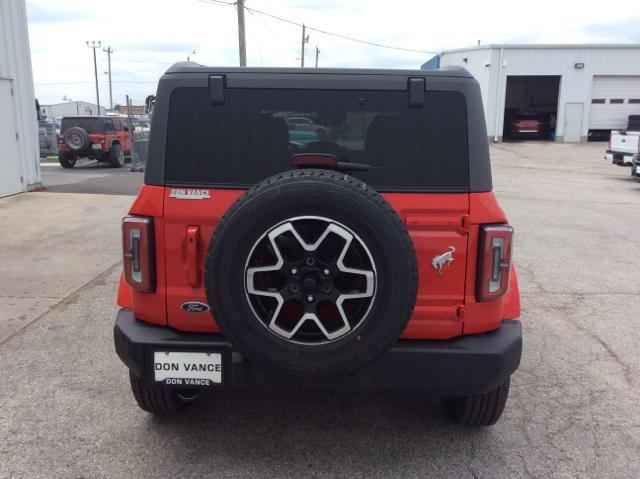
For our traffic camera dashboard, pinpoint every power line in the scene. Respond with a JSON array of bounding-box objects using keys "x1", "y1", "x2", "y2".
[
  {"x1": 35, "y1": 80, "x2": 158, "y2": 85},
  {"x1": 197, "y1": 0, "x2": 435, "y2": 54},
  {"x1": 241, "y1": 4, "x2": 436, "y2": 54},
  {"x1": 196, "y1": 0, "x2": 235, "y2": 6}
]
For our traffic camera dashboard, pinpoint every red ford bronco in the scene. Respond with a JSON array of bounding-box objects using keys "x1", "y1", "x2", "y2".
[
  {"x1": 114, "y1": 63, "x2": 522, "y2": 426},
  {"x1": 58, "y1": 116, "x2": 131, "y2": 168}
]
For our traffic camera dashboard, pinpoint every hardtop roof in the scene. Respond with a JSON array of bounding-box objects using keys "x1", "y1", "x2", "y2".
[{"x1": 164, "y1": 62, "x2": 472, "y2": 78}]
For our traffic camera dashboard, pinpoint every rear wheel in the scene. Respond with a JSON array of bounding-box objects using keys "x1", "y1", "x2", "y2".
[
  {"x1": 128, "y1": 371, "x2": 198, "y2": 416},
  {"x1": 441, "y1": 378, "x2": 511, "y2": 426},
  {"x1": 58, "y1": 152, "x2": 76, "y2": 168},
  {"x1": 108, "y1": 144, "x2": 125, "y2": 168}
]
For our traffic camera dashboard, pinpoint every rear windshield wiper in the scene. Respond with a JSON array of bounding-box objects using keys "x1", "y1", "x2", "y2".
[{"x1": 290, "y1": 154, "x2": 381, "y2": 173}]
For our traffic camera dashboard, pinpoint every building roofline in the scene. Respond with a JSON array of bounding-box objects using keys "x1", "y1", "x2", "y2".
[
  {"x1": 440, "y1": 43, "x2": 640, "y2": 55},
  {"x1": 40, "y1": 101, "x2": 100, "y2": 107}
]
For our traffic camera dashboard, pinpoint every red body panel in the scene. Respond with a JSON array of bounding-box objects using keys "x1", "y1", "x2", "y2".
[{"x1": 118, "y1": 187, "x2": 521, "y2": 339}]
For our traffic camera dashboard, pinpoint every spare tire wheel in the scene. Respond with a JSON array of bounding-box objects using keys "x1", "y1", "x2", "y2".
[
  {"x1": 64, "y1": 127, "x2": 90, "y2": 151},
  {"x1": 205, "y1": 169, "x2": 418, "y2": 377}
]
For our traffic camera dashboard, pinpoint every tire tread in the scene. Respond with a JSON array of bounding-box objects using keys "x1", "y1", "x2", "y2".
[
  {"x1": 129, "y1": 371, "x2": 184, "y2": 416},
  {"x1": 442, "y1": 378, "x2": 510, "y2": 426}
]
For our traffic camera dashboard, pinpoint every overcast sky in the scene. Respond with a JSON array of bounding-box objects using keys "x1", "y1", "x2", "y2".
[{"x1": 27, "y1": 0, "x2": 640, "y2": 107}]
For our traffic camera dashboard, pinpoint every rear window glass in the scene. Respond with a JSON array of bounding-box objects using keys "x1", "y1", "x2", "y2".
[
  {"x1": 61, "y1": 117, "x2": 106, "y2": 133},
  {"x1": 165, "y1": 88, "x2": 469, "y2": 191}
]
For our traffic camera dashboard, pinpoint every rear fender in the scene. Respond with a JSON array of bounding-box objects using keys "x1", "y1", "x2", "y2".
[
  {"x1": 123, "y1": 185, "x2": 167, "y2": 325},
  {"x1": 502, "y1": 264, "x2": 521, "y2": 320},
  {"x1": 117, "y1": 273, "x2": 132, "y2": 309}
]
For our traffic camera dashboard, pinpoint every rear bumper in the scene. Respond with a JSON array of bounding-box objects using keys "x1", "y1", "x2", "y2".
[
  {"x1": 60, "y1": 148, "x2": 107, "y2": 159},
  {"x1": 114, "y1": 308, "x2": 522, "y2": 396},
  {"x1": 606, "y1": 150, "x2": 635, "y2": 165}
]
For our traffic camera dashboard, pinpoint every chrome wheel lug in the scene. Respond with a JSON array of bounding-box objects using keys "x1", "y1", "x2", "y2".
[
  {"x1": 307, "y1": 294, "x2": 314, "y2": 302},
  {"x1": 323, "y1": 268, "x2": 330, "y2": 276},
  {"x1": 290, "y1": 268, "x2": 298, "y2": 275}
]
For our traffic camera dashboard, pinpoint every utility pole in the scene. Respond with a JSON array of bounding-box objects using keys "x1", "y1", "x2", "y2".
[
  {"x1": 103, "y1": 46, "x2": 113, "y2": 110},
  {"x1": 86, "y1": 40, "x2": 101, "y2": 114},
  {"x1": 300, "y1": 24, "x2": 309, "y2": 67},
  {"x1": 236, "y1": 0, "x2": 247, "y2": 66},
  {"x1": 315, "y1": 46, "x2": 320, "y2": 68},
  {"x1": 126, "y1": 94, "x2": 134, "y2": 149}
]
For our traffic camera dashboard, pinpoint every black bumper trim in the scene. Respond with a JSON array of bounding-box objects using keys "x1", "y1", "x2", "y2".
[{"x1": 114, "y1": 309, "x2": 522, "y2": 395}]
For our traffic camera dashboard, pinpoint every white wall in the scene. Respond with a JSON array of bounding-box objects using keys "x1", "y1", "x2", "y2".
[
  {"x1": 0, "y1": 0, "x2": 41, "y2": 190},
  {"x1": 41, "y1": 102, "x2": 107, "y2": 118},
  {"x1": 440, "y1": 45, "x2": 640, "y2": 141}
]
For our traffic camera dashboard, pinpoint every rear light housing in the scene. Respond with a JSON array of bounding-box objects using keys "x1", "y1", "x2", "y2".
[
  {"x1": 476, "y1": 224, "x2": 513, "y2": 302},
  {"x1": 122, "y1": 216, "x2": 156, "y2": 292}
]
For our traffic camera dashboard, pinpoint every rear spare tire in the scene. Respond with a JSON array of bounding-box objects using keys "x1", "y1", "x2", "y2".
[
  {"x1": 63, "y1": 126, "x2": 89, "y2": 152},
  {"x1": 205, "y1": 169, "x2": 418, "y2": 377}
]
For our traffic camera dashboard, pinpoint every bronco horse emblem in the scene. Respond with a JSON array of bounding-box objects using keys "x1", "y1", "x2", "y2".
[{"x1": 432, "y1": 246, "x2": 455, "y2": 275}]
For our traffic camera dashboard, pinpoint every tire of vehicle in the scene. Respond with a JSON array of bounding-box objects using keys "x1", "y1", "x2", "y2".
[
  {"x1": 441, "y1": 378, "x2": 511, "y2": 427},
  {"x1": 128, "y1": 371, "x2": 198, "y2": 415},
  {"x1": 58, "y1": 152, "x2": 76, "y2": 168},
  {"x1": 108, "y1": 143, "x2": 125, "y2": 168},
  {"x1": 63, "y1": 126, "x2": 90, "y2": 151},
  {"x1": 205, "y1": 168, "x2": 418, "y2": 377}
]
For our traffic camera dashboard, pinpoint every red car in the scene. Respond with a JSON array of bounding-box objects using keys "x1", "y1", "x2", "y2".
[
  {"x1": 57, "y1": 116, "x2": 131, "y2": 168},
  {"x1": 510, "y1": 112, "x2": 550, "y2": 138},
  {"x1": 114, "y1": 64, "x2": 522, "y2": 426}
]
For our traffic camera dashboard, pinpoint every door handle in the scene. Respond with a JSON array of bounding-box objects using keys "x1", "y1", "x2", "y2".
[{"x1": 186, "y1": 226, "x2": 200, "y2": 288}]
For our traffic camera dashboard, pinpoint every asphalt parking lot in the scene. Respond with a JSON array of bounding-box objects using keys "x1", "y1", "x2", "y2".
[
  {"x1": 1, "y1": 143, "x2": 639, "y2": 478},
  {"x1": 40, "y1": 159, "x2": 143, "y2": 195}
]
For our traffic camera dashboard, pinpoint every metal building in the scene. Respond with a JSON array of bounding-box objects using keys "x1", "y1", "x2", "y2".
[
  {"x1": 425, "y1": 44, "x2": 640, "y2": 142},
  {"x1": 0, "y1": 0, "x2": 41, "y2": 197},
  {"x1": 41, "y1": 101, "x2": 106, "y2": 119}
]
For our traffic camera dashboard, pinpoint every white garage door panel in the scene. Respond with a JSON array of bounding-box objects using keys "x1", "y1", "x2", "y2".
[
  {"x1": 0, "y1": 79, "x2": 23, "y2": 198},
  {"x1": 589, "y1": 76, "x2": 640, "y2": 130}
]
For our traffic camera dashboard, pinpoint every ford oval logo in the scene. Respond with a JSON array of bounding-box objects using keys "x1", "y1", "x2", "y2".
[{"x1": 181, "y1": 302, "x2": 210, "y2": 313}]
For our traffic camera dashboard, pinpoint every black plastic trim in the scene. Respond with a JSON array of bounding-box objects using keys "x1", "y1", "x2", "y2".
[
  {"x1": 408, "y1": 77, "x2": 425, "y2": 107},
  {"x1": 208, "y1": 75, "x2": 225, "y2": 105},
  {"x1": 114, "y1": 309, "x2": 521, "y2": 395}
]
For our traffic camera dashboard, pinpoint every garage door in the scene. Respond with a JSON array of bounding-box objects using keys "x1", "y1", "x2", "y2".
[
  {"x1": 589, "y1": 76, "x2": 640, "y2": 130},
  {"x1": 0, "y1": 78, "x2": 23, "y2": 198}
]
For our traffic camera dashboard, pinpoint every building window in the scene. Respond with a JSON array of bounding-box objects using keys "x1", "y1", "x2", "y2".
[
  {"x1": 629, "y1": 99, "x2": 640, "y2": 104},
  {"x1": 609, "y1": 99, "x2": 624, "y2": 104},
  {"x1": 591, "y1": 99, "x2": 605, "y2": 104}
]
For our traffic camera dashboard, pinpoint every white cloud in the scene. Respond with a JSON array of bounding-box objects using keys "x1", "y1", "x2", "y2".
[{"x1": 27, "y1": 0, "x2": 640, "y2": 105}]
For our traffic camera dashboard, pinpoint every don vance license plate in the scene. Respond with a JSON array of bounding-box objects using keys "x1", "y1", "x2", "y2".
[{"x1": 153, "y1": 351, "x2": 222, "y2": 386}]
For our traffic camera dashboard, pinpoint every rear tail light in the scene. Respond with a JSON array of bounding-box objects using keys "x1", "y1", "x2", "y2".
[
  {"x1": 122, "y1": 216, "x2": 156, "y2": 292},
  {"x1": 477, "y1": 224, "x2": 513, "y2": 302}
]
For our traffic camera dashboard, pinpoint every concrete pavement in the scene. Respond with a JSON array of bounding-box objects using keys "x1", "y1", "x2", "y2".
[
  {"x1": 1, "y1": 142, "x2": 639, "y2": 478},
  {"x1": 0, "y1": 191, "x2": 133, "y2": 342}
]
